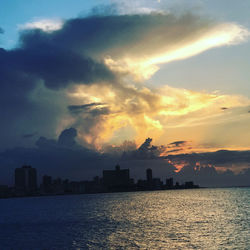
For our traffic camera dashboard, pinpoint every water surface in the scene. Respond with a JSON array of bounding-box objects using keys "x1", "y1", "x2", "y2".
[{"x1": 0, "y1": 188, "x2": 249, "y2": 249}]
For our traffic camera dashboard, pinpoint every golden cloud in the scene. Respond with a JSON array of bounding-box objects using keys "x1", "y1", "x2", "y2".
[
  {"x1": 67, "y1": 82, "x2": 250, "y2": 149},
  {"x1": 103, "y1": 21, "x2": 249, "y2": 81}
]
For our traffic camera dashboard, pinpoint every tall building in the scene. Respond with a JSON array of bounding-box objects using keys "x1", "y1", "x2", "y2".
[
  {"x1": 103, "y1": 165, "x2": 130, "y2": 190},
  {"x1": 15, "y1": 165, "x2": 37, "y2": 193},
  {"x1": 146, "y1": 168, "x2": 153, "y2": 184}
]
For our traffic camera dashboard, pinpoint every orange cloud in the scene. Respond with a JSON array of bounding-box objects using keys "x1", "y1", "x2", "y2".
[{"x1": 66, "y1": 82, "x2": 250, "y2": 149}]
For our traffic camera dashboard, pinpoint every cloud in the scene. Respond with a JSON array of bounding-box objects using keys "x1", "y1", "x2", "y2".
[
  {"x1": 165, "y1": 149, "x2": 250, "y2": 179},
  {"x1": 168, "y1": 141, "x2": 187, "y2": 147},
  {"x1": 120, "y1": 137, "x2": 166, "y2": 160},
  {"x1": 0, "y1": 27, "x2": 4, "y2": 34},
  {"x1": 36, "y1": 136, "x2": 57, "y2": 149},
  {"x1": 89, "y1": 3, "x2": 120, "y2": 16},
  {"x1": 160, "y1": 140, "x2": 189, "y2": 154},
  {"x1": 58, "y1": 127, "x2": 77, "y2": 147},
  {"x1": 68, "y1": 103, "x2": 106, "y2": 114},
  {"x1": 23, "y1": 132, "x2": 37, "y2": 139},
  {"x1": 166, "y1": 149, "x2": 250, "y2": 166},
  {"x1": 3, "y1": 46, "x2": 114, "y2": 90},
  {"x1": 19, "y1": 12, "x2": 249, "y2": 82},
  {"x1": 175, "y1": 164, "x2": 250, "y2": 187},
  {"x1": 66, "y1": 82, "x2": 250, "y2": 148},
  {"x1": 100, "y1": 16, "x2": 249, "y2": 80},
  {"x1": 102, "y1": 140, "x2": 137, "y2": 156},
  {"x1": 18, "y1": 19, "x2": 64, "y2": 32},
  {"x1": 35, "y1": 128, "x2": 79, "y2": 149},
  {"x1": 0, "y1": 6, "x2": 249, "y2": 151}
]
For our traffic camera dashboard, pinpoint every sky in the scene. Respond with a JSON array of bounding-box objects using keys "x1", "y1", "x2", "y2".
[{"x1": 0, "y1": 0, "x2": 250, "y2": 186}]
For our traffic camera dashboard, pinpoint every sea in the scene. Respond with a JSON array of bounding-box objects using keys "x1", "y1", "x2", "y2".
[{"x1": 0, "y1": 188, "x2": 249, "y2": 249}]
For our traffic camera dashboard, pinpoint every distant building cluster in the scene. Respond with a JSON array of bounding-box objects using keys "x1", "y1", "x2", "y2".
[{"x1": 0, "y1": 165, "x2": 199, "y2": 198}]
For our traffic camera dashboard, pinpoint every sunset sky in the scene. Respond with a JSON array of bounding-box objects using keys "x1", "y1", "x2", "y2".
[{"x1": 0, "y1": 0, "x2": 250, "y2": 186}]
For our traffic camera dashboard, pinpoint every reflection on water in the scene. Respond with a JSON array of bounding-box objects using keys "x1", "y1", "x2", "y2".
[{"x1": 0, "y1": 188, "x2": 249, "y2": 249}]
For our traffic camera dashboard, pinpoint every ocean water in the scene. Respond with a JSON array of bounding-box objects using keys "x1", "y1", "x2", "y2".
[{"x1": 0, "y1": 188, "x2": 249, "y2": 249}]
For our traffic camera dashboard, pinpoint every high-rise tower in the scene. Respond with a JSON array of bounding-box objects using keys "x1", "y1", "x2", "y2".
[{"x1": 15, "y1": 165, "x2": 37, "y2": 193}]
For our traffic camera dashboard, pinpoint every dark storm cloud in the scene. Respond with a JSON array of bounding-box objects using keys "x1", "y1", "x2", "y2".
[
  {"x1": 0, "y1": 14, "x2": 116, "y2": 148},
  {"x1": 166, "y1": 149, "x2": 250, "y2": 165},
  {"x1": 0, "y1": 47, "x2": 43, "y2": 149},
  {"x1": 2, "y1": 44, "x2": 114, "y2": 90}
]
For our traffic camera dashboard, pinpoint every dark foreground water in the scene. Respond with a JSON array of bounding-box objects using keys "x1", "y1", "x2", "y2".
[{"x1": 0, "y1": 188, "x2": 249, "y2": 249}]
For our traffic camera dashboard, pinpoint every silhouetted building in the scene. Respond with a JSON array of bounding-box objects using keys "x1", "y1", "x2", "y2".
[
  {"x1": 15, "y1": 165, "x2": 37, "y2": 194},
  {"x1": 152, "y1": 178, "x2": 163, "y2": 189},
  {"x1": 185, "y1": 181, "x2": 196, "y2": 188},
  {"x1": 137, "y1": 169, "x2": 163, "y2": 190},
  {"x1": 42, "y1": 175, "x2": 53, "y2": 193},
  {"x1": 0, "y1": 185, "x2": 10, "y2": 198},
  {"x1": 63, "y1": 179, "x2": 70, "y2": 192},
  {"x1": 69, "y1": 181, "x2": 85, "y2": 193},
  {"x1": 166, "y1": 177, "x2": 174, "y2": 188},
  {"x1": 52, "y1": 178, "x2": 64, "y2": 194},
  {"x1": 137, "y1": 179, "x2": 148, "y2": 190},
  {"x1": 103, "y1": 165, "x2": 130, "y2": 191},
  {"x1": 53, "y1": 178, "x2": 62, "y2": 186},
  {"x1": 43, "y1": 175, "x2": 52, "y2": 186},
  {"x1": 146, "y1": 168, "x2": 153, "y2": 184}
]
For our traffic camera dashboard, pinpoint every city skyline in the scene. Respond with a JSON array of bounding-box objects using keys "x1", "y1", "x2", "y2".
[
  {"x1": 0, "y1": 164, "x2": 199, "y2": 198},
  {"x1": 0, "y1": 0, "x2": 250, "y2": 187}
]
